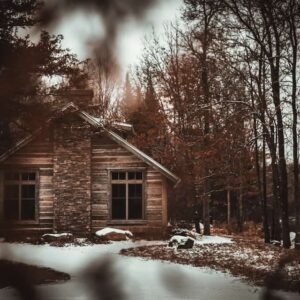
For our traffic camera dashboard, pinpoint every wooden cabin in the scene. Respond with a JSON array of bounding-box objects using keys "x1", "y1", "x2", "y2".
[{"x1": 0, "y1": 92, "x2": 179, "y2": 237}]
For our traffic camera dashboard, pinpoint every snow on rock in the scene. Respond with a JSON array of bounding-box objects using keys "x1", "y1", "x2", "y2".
[
  {"x1": 95, "y1": 227, "x2": 133, "y2": 241},
  {"x1": 42, "y1": 233, "x2": 74, "y2": 243},
  {"x1": 169, "y1": 235, "x2": 195, "y2": 249},
  {"x1": 290, "y1": 232, "x2": 296, "y2": 242},
  {"x1": 199, "y1": 222, "x2": 204, "y2": 232}
]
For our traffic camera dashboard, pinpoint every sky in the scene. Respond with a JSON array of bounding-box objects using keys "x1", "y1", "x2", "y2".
[{"x1": 52, "y1": 0, "x2": 182, "y2": 73}]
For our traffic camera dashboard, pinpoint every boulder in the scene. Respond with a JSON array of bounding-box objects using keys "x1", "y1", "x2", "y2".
[
  {"x1": 42, "y1": 233, "x2": 74, "y2": 243},
  {"x1": 168, "y1": 235, "x2": 195, "y2": 249}
]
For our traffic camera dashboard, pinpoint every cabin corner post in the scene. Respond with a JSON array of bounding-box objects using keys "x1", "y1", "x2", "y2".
[{"x1": 162, "y1": 177, "x2": 168, "y2": 227}]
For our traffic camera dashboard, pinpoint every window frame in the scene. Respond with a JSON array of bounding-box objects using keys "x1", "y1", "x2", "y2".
[
  {"x1": 1, "y1": 170, "x2": 39, "y2": 224},
  {"x1": 109, "y1": 169, "x2": 145, "y2": 222}
]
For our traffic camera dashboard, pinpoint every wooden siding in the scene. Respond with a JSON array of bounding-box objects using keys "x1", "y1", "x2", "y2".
[
  {"x1": 0, "y1": 129, "x2": 54, "y2": 232},
  {"x1": 91, "y1": 134, "x2": 167, "y2": 231},
  {"x1": 0, "y1": 128, "x2": 169, "y2": 235}
]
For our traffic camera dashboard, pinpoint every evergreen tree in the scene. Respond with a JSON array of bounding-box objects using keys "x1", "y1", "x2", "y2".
[{"x1": 0, "y1": 0, "x2": 82, "y2": 153}]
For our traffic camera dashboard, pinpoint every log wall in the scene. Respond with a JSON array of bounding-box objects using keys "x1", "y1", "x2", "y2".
[
  {"x1": 0, "y1": 129, "x2": 54, "y2": 233},
  {"x1": 0, "y1": 125, "x2": 169, "y2": 236},
  {"x1": 91, "y1": 134, "x2": 168, "y2": 233}
]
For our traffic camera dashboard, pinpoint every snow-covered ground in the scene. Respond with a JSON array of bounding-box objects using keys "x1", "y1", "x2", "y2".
[{"x1": 0, "y1": 238, "x2": 298, "y2": 300}]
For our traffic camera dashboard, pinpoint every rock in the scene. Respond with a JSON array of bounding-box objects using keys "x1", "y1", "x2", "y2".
[
  {"x1": 95, "y1": 227, "x2": 133, "y2": 241},
  {"x1": 169, "y1": 235, "x2": 195, "y2": 249},
  {"x1": 42, "y1": 233, "x2": 74, "y2": 243}
]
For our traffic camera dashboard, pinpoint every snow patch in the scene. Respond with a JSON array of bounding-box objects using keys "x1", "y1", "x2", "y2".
[{"x1": 195, "y1": 235, "x2": 233, "y2": 245}]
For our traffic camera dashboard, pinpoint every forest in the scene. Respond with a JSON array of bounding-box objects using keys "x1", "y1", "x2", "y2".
[{"x1": 0, "y1": 0, "x2": 300, "y2": 251}]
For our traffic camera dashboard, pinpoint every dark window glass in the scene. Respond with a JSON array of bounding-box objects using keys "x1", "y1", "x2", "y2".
[
  {"x1": 22, "y1": 185, "x2": 35, "y2": 199},
  {"x1": 112, "y1": 172, "x2": 119, "y2": 180},
  {"x1": 128, "y1": 172, "x2": 143, "y2": 180},
  {"x1": 22, "y1": 172, "x2": 35, "y2": 181},
  {"x1": 128, "y1": 172, "x2": 135, "y2": 180},
  {"x1": 21, "y1": 200, "x2": 35, "y2": 220},
  {"x1": 4, "y1": 198, "x2": 19, "y2": 220},
  {"x1": 111, "y1": 172, "x2": 126, "y2": 180},
  {"x1": 4, "y1": 185, "x2": 19, "y2": 220},
  {"x1": 4, "y1": 173, "x2": 19, "y2": 181},
  {"x1": 119, "y1": 172, "x2": 126, "y2": 180},
  {"x1": 128, "y1": 184, "x2": 143, "y2": 219},
  {"x1": 111, "y1": 184, "x2": 126, "y2": 219},
  {"x1": 136, "y1": 172, "x2": 143, "y2": 180},
  {"x1": 3, "y1": 172, "x2": 36, "y2": 221},
  {"x1": 5, "y1": 185, "x2": 19, "y2": 199}
]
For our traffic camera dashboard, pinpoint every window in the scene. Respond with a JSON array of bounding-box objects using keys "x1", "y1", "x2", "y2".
[
  {"x1": 111, "y1": 171, "x2": 143, "y2": 220},
  {"x1": 3, "y1": 171, "x2": 37, "y2": 221}
]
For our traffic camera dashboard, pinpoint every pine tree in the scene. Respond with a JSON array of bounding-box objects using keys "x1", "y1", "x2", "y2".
[{"x1": 0, "y1": 0, "x2": 82, "y2": 153}]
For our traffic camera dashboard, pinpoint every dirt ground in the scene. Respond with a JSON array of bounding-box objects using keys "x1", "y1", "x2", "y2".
[{"x1": 121, "y1": 237, "x2": 300, "y2": 293}]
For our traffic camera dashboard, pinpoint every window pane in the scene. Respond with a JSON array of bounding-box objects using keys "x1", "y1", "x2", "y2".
[
  {"x1": 112, "y1": 184, "x2": 125, "y2": 198},
  {"x1": 136, "y1": 172, "x2": 143, "y2": 180},
  {"x1": 119, "y1": 172, "x2": 126, "y2": 180},
  {"x1": 22, "y1": 172, "x2": 36, "y2": 181},
  {"x1": 4, "y1": 185, "x2": 19, "y2": 199},
  {"x1": 22, "y1": 185, "x2": 35, "y2": 199},
  {"x1": 111, "y1": 184, "x2": 126, "y2": 219},
  {"x1": 112, "y1": 172, "x2": 119, "y2": 180},
  {"x1": 21, "y1": 200, "x2": 35, "y2": 220},
  {"x1": 4, "y1": 172, "x2": 19, "y2": 181},
  {"x1": 4, "y1": 198, "x2": 19, "y2": 220},
  {"x1": 129, "y1": 184, "x2": 142, "y2": 198},
  {"x1": 111, "y1": 172, "x2": 126, "y2": 180},
  {"x1": 4, "y1": 185, "x2": 19, "y2": 220},
  {"x1": 128, "y1": 172, "x2": 143, "y2": 180},
  {"x1": 128, "y1": 184, "x2": 143, "y2": 219},
  {"x1": 128, "y1": 172, "x2": 135, "y2": 180}
]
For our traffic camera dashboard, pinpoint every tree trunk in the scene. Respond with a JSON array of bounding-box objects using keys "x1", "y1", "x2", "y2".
[
  {"x1": 203, "y1": 180, "x2": 211, "y2": 235},
  {"x1": 269, "y1": 125, "x2": 281, "y2": 241},
  {"x1": 227, "y1": 189, "x2": 231, "y2": 225},
  {"x1": 262, "y1": 137, "x2": 270, "y2": 243},
  {"x1": 288, "y1": 7, "x2": 300, "y2": 249},
  {"x1": 253, "y1": 113, "x2": 270, "y2": 243},
  {"x1": 273, "y1": 81, "x2": 290, "y2": 248},
  {"x1": 237, "y1": 184, "x2": 244, "y2": 232}
]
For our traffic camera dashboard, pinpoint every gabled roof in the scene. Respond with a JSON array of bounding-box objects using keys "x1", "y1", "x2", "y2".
[{"x1": 0, "y1": 102, "x2": 180, "y2": 185}]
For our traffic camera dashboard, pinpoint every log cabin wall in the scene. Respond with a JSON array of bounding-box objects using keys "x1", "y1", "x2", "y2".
[
  {"x1": 0, "y1": 129, "x2": 54, "y2": 234},
  {"x1": 91, "y1": 134, "x2": 168, "y2": 235},
  {"x1": 0, "y1": 119, "x2": 170, "y2": 236}
]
